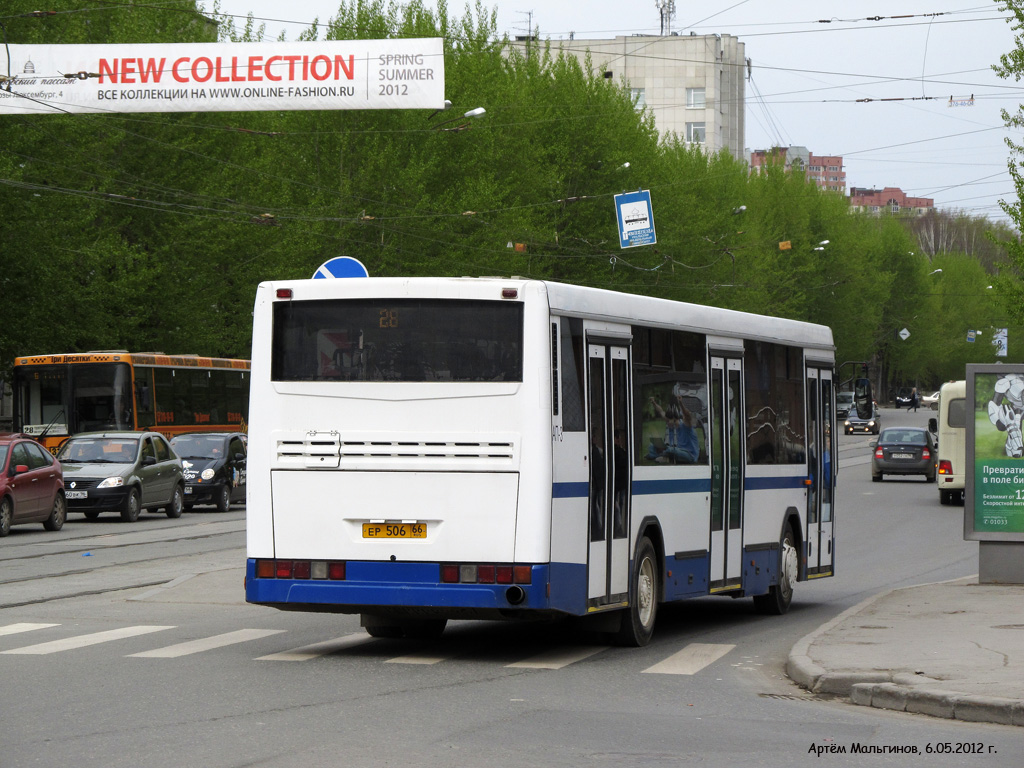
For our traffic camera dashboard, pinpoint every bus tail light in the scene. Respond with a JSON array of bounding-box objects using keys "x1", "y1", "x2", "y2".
[
  {"x1": 440, "y1": 563, "x2": 533, "y2": 585},
  {"x1": 276, "y1": 288, "x2": 293, "y2": 299},
  {"x1": 327, "y1": 562, "x2": 346, "y2": 580},
  {"x1": 938, "y1": 460, "x2": 953, "y2": 475},
  {"x1": 255, "y1": 559, "x2": 346, "y2": 580}
]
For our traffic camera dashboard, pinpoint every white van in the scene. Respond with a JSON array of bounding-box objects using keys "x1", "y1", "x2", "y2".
[{"x1": 935, "y1": 380, "x2": 966, "y2": 505}]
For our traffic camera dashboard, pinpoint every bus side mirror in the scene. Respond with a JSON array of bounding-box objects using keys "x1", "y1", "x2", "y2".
[
  {"x1": 854, "y1": 377, "x2": 873, "y2": 420},
  {"x1": 928, "y1": 417, "x2": 937, "y2": 435}
]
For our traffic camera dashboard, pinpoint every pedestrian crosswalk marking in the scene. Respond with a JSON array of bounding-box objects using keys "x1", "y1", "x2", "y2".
[
  {"x1": 256, "y1": 634, "x2": 372, "y2": 661},
  {"x1": 128, "y1": 628, "x2": 285, "y2": 658},
  {"x1": 506, "y1": 645, "x2": 607, "y2": 670},
  {"x1": 1, "y1": 622, "x2": 737, "y2": 674},
  {"x1": 385, "y1": 650, "x2": 455, "y2": 665},
  {"x1": 0, "y1": 623, "x2": 59, "y2": 637},
  {"x1": 641, "y1": 642, "x2": 735, "y2": 675},
  {"x1": 1, "y1": 625, "x2": 174, "y2": 655}
]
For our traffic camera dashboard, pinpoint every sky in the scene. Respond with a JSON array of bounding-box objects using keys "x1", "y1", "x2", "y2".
[{"x1": 208, "y1": 1, "x2": 1022, "y2": 223}]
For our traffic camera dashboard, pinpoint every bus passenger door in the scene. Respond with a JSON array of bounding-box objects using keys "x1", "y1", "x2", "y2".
[
  {"x1": 586, "y1": 341, "x2": 631, "y2": 609},
  {"x1": 805, "y1": 368, "x2": 835, "y2": 576},
  {"x1": 709, "y1": 356, "x2": 744, "y2": 592}
]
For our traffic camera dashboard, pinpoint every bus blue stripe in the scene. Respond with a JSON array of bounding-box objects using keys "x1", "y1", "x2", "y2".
[
  {"x1": 745, "y1": 475, "x2": 807, "y2": 490},
  {"x1": 553, "y1": 476, "x2": 804, "y2": 498},
  {"x1": 552, "y1": 482, "x2": 589, "y2": 498}
]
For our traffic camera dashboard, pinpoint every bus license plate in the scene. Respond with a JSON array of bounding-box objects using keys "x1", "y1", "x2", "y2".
[
  {"x1": 362, "y1": 523, "x2": 426, "y2": 539},
  {"x1": 65, "y1": 491, "x2": 87, "y2": 500}
]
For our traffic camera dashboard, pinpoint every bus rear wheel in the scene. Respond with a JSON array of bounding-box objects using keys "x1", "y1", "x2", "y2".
[
  {"x1": 613, "y1": 536, "x2": 658, "y2": 647},
  {"x1": 754, "y1": 524, "x2": 796, "y2": 615}
]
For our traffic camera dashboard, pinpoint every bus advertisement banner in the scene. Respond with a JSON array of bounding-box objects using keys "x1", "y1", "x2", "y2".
[
  {"x1": 965, "y1": 364, "x2": 1024, "y2": 541},
  {"x1": 0, "y1": 39, "x2": 444, "y2": 115}
]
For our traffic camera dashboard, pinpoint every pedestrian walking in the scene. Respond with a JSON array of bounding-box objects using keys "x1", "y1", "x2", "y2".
[{"x1": 910, "y1": 387, "x2": 919, "y2": 412}]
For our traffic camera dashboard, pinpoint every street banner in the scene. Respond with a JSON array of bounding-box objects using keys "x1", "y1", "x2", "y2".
[
  {"x1": 0, "y1": 39, "x2": 444, "y2": 115},
  {"x1": 993, "y1": 328, "x2": 1008, "y2": 357},
  {"x1": 965, "y1": 364, "x2": 1024, "y2": 542}
]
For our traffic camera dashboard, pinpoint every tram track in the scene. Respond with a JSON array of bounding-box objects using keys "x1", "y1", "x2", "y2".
[{"x1": 0, "y1": 517, "x2": 245, "y2": 608}]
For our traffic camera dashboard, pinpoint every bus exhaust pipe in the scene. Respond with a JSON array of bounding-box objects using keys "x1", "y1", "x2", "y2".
[{"x1": 505, "y1": 586, "x2": 526, "y2": 605}]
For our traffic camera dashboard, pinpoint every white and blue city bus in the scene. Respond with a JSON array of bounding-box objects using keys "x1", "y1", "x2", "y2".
[{"x1": 244, "y1": 277, "x2": 836, "y2": 645}]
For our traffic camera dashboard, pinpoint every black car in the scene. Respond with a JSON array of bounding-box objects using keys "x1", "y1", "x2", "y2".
[
  {"x1": 870, "y1": 427, "x2": 936, "y2": 482},
  {"x1": 169, "y1": 432, "x2": 247, "y2": 512},
  {"x1": 894, "y1": 387, "x2": 915, "y2": 409},
  {"x1": 57, "y1": 431, "x2": 185, "y2": 521}
]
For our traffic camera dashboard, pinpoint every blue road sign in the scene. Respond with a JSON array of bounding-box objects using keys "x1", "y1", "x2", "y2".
[
  {"x1": 614, "y1": 190, "x2": 656, "y2": 249},
  {"x1": 313, "y1": 257, "x2": 370, "y2": 279}
]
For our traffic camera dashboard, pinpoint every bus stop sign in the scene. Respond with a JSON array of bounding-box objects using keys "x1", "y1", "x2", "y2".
[{"x1": 614, "y1": 190, "x2": 657, "y2": 249}]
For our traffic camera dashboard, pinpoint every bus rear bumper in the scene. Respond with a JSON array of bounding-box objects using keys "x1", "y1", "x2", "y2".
[{"x1": 244, "y1": 559, "x2": 578, "y2": 616}]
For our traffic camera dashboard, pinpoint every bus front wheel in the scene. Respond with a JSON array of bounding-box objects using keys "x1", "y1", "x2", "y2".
[{"x1": 613, "y1": 536, "x2": 658, "y2": 647}]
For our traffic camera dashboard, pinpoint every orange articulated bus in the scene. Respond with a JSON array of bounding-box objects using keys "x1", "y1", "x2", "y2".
[{"x1": 12, "y1": 351, "x2": 249, "y2": 453}]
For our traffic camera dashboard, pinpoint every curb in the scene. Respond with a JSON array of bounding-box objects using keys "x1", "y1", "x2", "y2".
[
  {"x1": 786, "y1": 577, "x2": 1024, "y2": 727},
  {"x1": 786, "y1": 588, "x2": 895, "y2": 693}
]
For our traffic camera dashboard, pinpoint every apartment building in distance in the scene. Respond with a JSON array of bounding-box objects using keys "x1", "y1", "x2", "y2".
[
  {"x1": 848, "y1": 187, "x2": 934, "y2": 216},
  {"x1": 510, "y1": 33, "x2": 747, "y2": 160},
  {"x1": 748, "y1": 146, "x2": 847, "y2": 194}
]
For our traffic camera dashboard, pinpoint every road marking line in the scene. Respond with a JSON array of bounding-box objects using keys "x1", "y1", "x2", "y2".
[
  {"x1": 128, "y1": 628, "x2": 285, "y2": 658},
  {"x1": 1, "y1": 625, "x2": 174, "y2": 655},
  {"x1": 257, "y1": 634, "x2": 373, "y2": 661},
  {"x1": 506, "y1": 645, "x2": 607, "y2": 670},
  {"x1": 642, "y1": 642, "x2": 735, "y2": 675},
  {"x1": 0, "y1": 623, "x2": 60, "y2": 637},
  {"x1": 385, "y1": 651, "x2": 455, "y2": 665}
]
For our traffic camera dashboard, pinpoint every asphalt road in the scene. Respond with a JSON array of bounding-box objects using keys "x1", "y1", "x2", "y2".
[{"x1": 2, "y1": 408, "x2": 1021, "y2": 767}]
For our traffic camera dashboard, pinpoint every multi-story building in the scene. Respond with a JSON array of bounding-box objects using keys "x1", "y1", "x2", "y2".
[
  {"x1": 848, "y1": 187, "x2": 934, "y2": 216},
  {"x1": 511, "y1": 34, "x2": 747, "y2": 160},
  {"x1": 748, "y1": 146, "x2": 847, "y2": 194}
]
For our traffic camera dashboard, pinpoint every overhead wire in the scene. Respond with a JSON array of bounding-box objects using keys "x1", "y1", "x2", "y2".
[{"x1": 1, "y1": 3, "x2": 1018, "y2": 240}]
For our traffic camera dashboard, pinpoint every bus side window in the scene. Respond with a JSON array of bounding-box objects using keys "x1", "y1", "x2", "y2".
[
  {"x1": 559, "y1": 318, "x2": 585, "y2": 432},
  {"x1": 135, "y1": 369, "x2": 155, "y2": 429}
]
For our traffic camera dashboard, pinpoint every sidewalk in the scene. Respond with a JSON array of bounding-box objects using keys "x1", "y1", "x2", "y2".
[{"x1": 787, "y1": 578, "x2": 1024, "y2": 726}]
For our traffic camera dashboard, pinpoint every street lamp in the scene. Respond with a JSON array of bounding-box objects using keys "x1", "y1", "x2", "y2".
[{"x1": 433, "y1": 106, "x2": 486, "y2": 132}]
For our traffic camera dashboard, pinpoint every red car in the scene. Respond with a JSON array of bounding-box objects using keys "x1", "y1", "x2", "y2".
[{"x1": 0, "y1": 433, "x2": 66, "y2": 536}]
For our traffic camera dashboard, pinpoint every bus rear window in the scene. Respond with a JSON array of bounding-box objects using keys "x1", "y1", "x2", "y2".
[{"x1": 271, "y1": 299, "x2": 524, "y2": 382}]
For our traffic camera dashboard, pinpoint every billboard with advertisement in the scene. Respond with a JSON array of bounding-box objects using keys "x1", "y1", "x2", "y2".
[
  {"x1": 0, "y1": 39, "x2": 444, "y2": 115},
  {"x1": 965, "y1": 364, "x2": 1024, "y2": 541}
]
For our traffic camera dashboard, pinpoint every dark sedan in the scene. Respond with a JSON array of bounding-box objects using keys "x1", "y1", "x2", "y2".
[
  {"x1": 871, "y1": 427, "x2": 936, "y2": 482},
  {"x1": 57, "y1": 432, "x2": 184, "y2": 521},
  {"x1": 169, "y1": 432, "x2": 247, "y2": 512}
]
